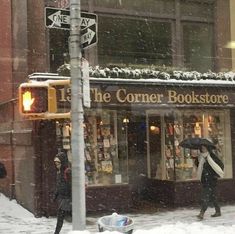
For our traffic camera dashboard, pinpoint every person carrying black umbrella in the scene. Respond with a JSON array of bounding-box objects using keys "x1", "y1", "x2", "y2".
[{"x1": 196, "y1": 144, "x2": 224, "y2": 220}]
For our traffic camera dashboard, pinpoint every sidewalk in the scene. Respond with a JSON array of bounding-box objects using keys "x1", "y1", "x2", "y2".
[{"x1": 1, "y1": 193, "x2": 235, "y2": 234}]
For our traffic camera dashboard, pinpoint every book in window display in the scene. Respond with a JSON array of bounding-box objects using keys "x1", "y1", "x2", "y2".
[
  {"x1": 208, "y1": 115, "x2": 224, "y2": 161},
  {"x1": 101, "y1": 160, "x2": 113, "y2": 173},
  {"x1": 174, "y1": 121, "x2": 182, "y2": 137},
  {"x1": 84, "y1": 116, "x2": 98, "y2": 184},
  {"x1": 84, "y1": 111, "x2": 122, "y2": 184},
  {"x1": 56, "y1": 122, "x2": 63, "y2": 148},
  {"x1": 97, "y1": 118, "x2": 113, "y2": 174},
  {"x1": 171, "y1": 114, "x2": 201, "y2": 181},
  {"x1": 180, "y1": 115, "x2": 198, "y2": 180},
  {"x1": 62, "y1": 123, "x2": 71, "y2": 150},
  {"x1": 194, "y1": 122, "x2": 202, "y2": 137},
  {"x1": 164, "y1": 116, "x2": 175, "y2": 180}
]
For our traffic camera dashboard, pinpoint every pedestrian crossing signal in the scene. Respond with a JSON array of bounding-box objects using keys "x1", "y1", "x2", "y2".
[
  {"x1": 22, "y1": 90, "x2": 35, "y2": 111},
  {"x1": 19, "y1": 83, "x2": 57, "y2": 115}
]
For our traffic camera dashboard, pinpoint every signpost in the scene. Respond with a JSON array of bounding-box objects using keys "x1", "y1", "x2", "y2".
[
  {"x1": 45, "y1": 5, "x2": 92, "y2": 229},
  {"x1": 69, "y1": 0, "x2": 86, "y2": 231},
  {"x1": 45, "y1": 7, "x2": 97, "y2": 49},
  {"x1": 80, "y1": 12, "x2": 97, "y2": 49}
]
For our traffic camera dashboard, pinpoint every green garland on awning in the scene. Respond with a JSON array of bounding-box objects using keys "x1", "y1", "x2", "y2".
[{"x1": 57, "y1": 63, "x2": 235, "y2": 81}]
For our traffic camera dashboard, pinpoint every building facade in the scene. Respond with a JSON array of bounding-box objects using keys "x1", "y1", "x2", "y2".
[{"x1": 0, "y1": 0, "x2": 235, "y2": 216}]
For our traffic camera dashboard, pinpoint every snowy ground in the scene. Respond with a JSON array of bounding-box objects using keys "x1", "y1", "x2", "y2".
[{"x1": 1, "y1": 193, "x2": 235, "y2": 234}]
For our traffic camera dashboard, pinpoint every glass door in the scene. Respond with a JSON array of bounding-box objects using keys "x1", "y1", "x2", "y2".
[{"x1": 146, "y1": 111, "x2": 181, "y2": 181}]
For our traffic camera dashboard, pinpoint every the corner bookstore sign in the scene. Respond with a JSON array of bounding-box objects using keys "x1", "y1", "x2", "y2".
[
  {"x1": 90, "y1": 88, "x2": 229, "y2": 105},
  {"x1": 56, "y1": 84, "x2": 235, "y2": 111}
]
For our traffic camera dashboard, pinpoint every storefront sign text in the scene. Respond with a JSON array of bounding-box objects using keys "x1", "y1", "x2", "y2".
[
  {"x1": 90, "y1": 88, "x2": 229, "y2": 105},
  {"x1": 56, "y1": 85, "x2": 232, "y2": 110}
]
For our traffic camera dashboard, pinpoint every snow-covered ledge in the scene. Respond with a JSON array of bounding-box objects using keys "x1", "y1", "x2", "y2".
[{"x1": 57, "y1": 63, "x2": 235, "y2": 84}]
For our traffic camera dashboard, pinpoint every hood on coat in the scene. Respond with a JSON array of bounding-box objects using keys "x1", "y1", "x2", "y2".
[{"x1": 54, "y1": 151, "x2": 68, "y2": 170}]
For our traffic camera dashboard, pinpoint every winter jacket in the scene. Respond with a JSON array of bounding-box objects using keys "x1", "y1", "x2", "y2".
[
  {"x1": 195, "y1": 152, "x2": 224, "y2": 187},
  {"x1": 54, "y1": 152, "x2": 72, "y2": 212},
  {"x1": 55, "y1": 168, "x2": 71, "y2": 200},
  {"x1": 0, "y1": 162, "x2": 7, "y2": 179}
]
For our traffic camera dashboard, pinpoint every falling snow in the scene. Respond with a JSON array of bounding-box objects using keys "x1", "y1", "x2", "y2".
[{"x1": 1, "y1": 193, "x2": 235, "y2": 234}]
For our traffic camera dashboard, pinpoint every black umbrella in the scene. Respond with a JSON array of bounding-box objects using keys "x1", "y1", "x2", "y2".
[{"x1": 179, "y1": 137, "x2": 216, "y2": 150}]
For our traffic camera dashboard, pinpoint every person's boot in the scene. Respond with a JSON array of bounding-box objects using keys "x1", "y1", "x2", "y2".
[
  {"x1": 211, "y1": 210, "x2": 221, "y2": 217},
  {"x1": 197, "y1": 210, "x2": 205, "y2": 220}
]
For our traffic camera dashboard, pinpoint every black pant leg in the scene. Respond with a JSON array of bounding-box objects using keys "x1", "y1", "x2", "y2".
[
  {"x1": 210, "y1": 186, "x2": 220, "y2": 212},
  {"x1": 200, "y1": 186, "x2": 210, "y2": 212},
  {"x1": 54, "y1": 209, "x2": 65, "y2": 234}
]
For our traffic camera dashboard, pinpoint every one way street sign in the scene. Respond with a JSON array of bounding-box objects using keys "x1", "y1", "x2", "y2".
[
  {"x1": 45, "y1": 7, "x2": 70, "y2": 29},
  {"x1": 80, "y1": 12, "x2": 97, "y2": 49},
  {"x1": 45, "y1": 7, "x2": 97, "y2": 49}
]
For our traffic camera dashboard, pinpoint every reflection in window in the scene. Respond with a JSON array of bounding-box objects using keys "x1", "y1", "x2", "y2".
[
  {"x1": 49, "y1": 29, "x2": 69, "y2": 72},
  {"x1": 84, "y1": 110, "x2": 124, "y2": 185},
  {"x1": 183, "y1": 23, "x2": 214, "y2": 72},
  {"x1": 149, "y1": 110, "x2": 232, "y2": 181},
  {"x1": 83, "y1": 110, "x2": 148, "y2": 186},
  {"x1": 98, "y1": 17, "x2": 172, "y2": 67}
]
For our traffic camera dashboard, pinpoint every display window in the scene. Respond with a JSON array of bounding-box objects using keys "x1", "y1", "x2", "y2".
[
  {"x1": 83, "y1": 110, "x2": 147, "y2": 185},
  {"x1": 56, "y1": 108, "x2": 232, "y2": 186},
  {"x1": 147, "y1": 109, "x2": 232, "y2": 181},
  {"x1": 83, "y1": 110, "x2": 123, "y2": 185}
]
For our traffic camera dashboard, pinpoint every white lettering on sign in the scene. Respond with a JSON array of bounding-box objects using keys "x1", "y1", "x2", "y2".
[
  {"x1": 48, "y1": 11, "x2": 70, "y2": 27},
  {"x1": 81, "y1": 18, "x2": 96, "y2": 29},
  {"x1": 81, "y1": 28, "x2": 95, "y2": 44}
]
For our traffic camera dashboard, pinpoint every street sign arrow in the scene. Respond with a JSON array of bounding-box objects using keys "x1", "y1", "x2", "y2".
[
  {"x1": 80, "y1": 12, "x2": 98, "y2": 49},
  {"x1": 45, "y1": 7, "x2": 70, "y2": 30},
  {"x1": 81, "y1": 28, "x2": 96, "y2": 45},
  {"x1": 48, "y1": 10, "x2": 70, "y2": 27},
  {"x1": 45, "y1": 7, "x2": 98, "y2": 48}
]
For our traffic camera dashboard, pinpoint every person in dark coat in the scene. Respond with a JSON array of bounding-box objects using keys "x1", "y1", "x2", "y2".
[
  {"x1": 0, "y1": 162, "x2": 7, "y2": 179},
  {"x1": 53, "y1": 152, "x2": 72, "y2": 234},
  {"x1": 195, "y1": 144, "x2": 224, "y2": 220}
]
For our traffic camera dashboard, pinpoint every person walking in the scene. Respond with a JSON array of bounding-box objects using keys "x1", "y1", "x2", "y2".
[
  {"x1": 53, "y1": 152, "x2": 72, "y2": 234},
  {"x1": 0, "y1": 161, "x2": 7, "y2": 179},
  {"x1": 196, "y1": 144, "x2": 224, "y2": 220}
]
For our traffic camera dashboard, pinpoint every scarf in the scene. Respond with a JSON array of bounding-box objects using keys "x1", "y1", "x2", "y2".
[
  {"x1": 207, "y1": 154, "x2": 224, "y2": 178},
  {"x1": 197, "y1": 152, "x2": 224, "y2": 180},
  {"x1": 197, "y1": 153, "x2": 207, "y2": 180}
]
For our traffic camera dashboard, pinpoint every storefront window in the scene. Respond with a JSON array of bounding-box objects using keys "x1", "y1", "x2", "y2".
[
  {"x1": 49, "y1": 29, "x2": 69, "y2": 72},
  {"x1": 57, "y1": 108, "x2": 232, "y2": 186},
  {"x1": 117, "y1": 112, "x2": 147, "y2": 183},
  {"x1": 80, "y1": 108, "x2": 232, "y2": 185},
  {"x1": 148, "y1": 109, "x2": 232, "y2": 181},
  {"x1": 83, "y1": 110, "x2": 126, "y2": 185},
  {"x1": 83, "y1": 109, "x2": 147, "y2": 186}
]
